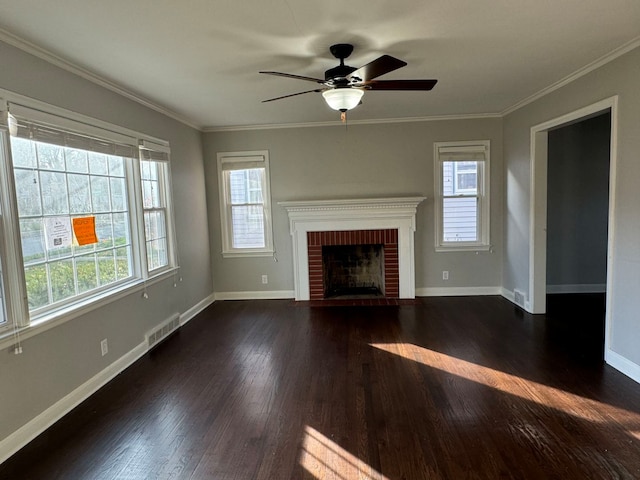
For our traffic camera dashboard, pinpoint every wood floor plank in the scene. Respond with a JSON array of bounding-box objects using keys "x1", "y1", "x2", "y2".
[{"x1": 2, "y1": 296, "x2": 640, "y2": 479}]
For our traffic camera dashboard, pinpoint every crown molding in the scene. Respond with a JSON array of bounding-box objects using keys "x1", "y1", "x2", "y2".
[
  {"x1": 202, "y1": 112, "x2": 502, "y2": 133},
  {"x1": 502, "y1": 35, "x2": 640, "y2": 116},
  {"x1": 0, "y1": 28, "x2": 201, "y2": 131},
  {"x1": 2, "y1": 26, "x2": 637, "y2": 131}
]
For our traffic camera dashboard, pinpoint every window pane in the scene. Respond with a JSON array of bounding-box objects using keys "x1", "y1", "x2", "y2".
[
  {"x1": 41, "y1": 171, "x2": 69, "y2": 215},
  {"x1": 108, "y1": 157, "x2": 124, "y2": 177},
  {"x1": 144, "y1": 210, "x2": 168, "y2": 270},
  {"x1": 444, "y1": 161, "x2": 478, "y2": 195},
  {"x1": 115, "y1": 247, "x2": 132, "y2": 280},
  {"x1": 50, "y1": 259, "x2": 76, "y2": 303},
  {"x1": 91, "y1": 176, "x2": 111, "y2": 212},
  {"x1": 14, "y1": 169, "x2": 43, "y2": 216},
  {"x1": 37, "y1": 143, "x2": 65, "y2": 171},
  {"x1": 141, "y1": 161, "x2": 161, "y2": 209},
  {"x1": 97, "y1": 250, "x2": 117, "y2": 286},
  {"x1": 95, "y1": 213, "x2": 114, "y2": 249},
  {"x1": 20, "y1": 219, "x2": 45, "y2": 265},
  {"x1": 113, "y1": 213, "x2": 131, "y2": 247},
  {"x1": 25, "y1": 264, "x2": 49, "y2": 310},
  {"x1": 11, "y1": 137, "x2": 37, "y2": 168},
  {"x1": 68, "y1": 174, "x2": 91, "y2": 214},
  {"x1": 443, "y1": 197, "x2": 478, "y2": 242},
  {"x1": 88, "y1": 152, "x2": 109, "y2": 175},
  {"x1": 76, "y1": 254, "x2": 98, "y2": 294},
  {"x1": 231, "y1": 205, "x2": 265, "y2": 248},
  {"x1": 229, "y1": 169, "x2": 264, "y2": 205},
  {"x1": 66, "y1": 148, "x2": 88, "y2": 173},
  {"x1": 110, "y1": 177, "x2": 127, "y2": 211},
  {"x1": 147, "y1": 238, "x2": 168, "y2": 271}
]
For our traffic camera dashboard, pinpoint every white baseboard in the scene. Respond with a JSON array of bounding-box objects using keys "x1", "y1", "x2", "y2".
[
  {"x1": 214, "y1": 290, "x2": 294, "y2": 301},
  {"x1": 546, "y1": 284, "x2": 606, "y2": 294},
  {"x1": 416, "y1": 286, "x2": 501, "y2": 297},
  {"x1": 0, "y1": 341, "x2": 147, "y2": 465},
  {"x1": 606, "y1": 349, "x2": 640, "y2": 385},
  {"x1": 0, "y1": 294, "x2": 217, "y2": 465},
  {"x1": 180, "y1": 292, "x2": 215, "y2": 326}
]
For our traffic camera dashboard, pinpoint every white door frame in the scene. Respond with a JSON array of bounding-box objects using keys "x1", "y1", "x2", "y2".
[{"x1": 529, "y1": 96, "x2": 618, "y2": 350}]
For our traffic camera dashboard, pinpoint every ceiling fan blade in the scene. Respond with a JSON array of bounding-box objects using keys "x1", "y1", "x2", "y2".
[
  {"x1": 348, "y1": 55, "x2": 407, "y2": 82},
  {"x1": 363, "y1": 79, "x2": 438, "y2": 91},
  {"x1": 259, "y1": 71, "x2": 325, "y2": 84},
  {"x1": 262, "y1": 88, "x2": 325, "y2": 103}
]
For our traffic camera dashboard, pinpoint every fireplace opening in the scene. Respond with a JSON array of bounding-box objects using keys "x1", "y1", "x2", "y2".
[{"x1": 322, "y1": 244, "x2": 384, "y2": 298}]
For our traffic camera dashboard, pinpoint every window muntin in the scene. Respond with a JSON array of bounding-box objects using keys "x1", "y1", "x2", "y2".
[
  {"x1": 435, "y1": 141, "x2": 490, "y2": 251},
  {"x1": 0, "y1": 100, "x2": 176, "y2": 331},
  {"x1": 11, "y1": 136, "x2": 134, "y2": 313},
  {"x1": 217, "y1": 151, "x2": 273, "y2": 257}
]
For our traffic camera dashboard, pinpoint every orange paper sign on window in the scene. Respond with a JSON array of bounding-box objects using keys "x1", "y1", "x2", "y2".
[{"x1": 72, "y1": 216, "x2": 98, "y2": 246}]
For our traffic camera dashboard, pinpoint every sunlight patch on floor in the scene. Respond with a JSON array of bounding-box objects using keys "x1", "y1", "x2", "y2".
[
  {"x1": 369, "y1": 342, "x2": 635, "y2": 423},
  {"x1": 300, "y1": 426, "x2": 389, "y2": 480}
]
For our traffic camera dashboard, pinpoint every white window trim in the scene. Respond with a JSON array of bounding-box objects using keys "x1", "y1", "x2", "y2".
[
  {"x1": 434, "y1": 140, "x2": 491, "y2": 252},
  {"x1": 217, "y1": 150, "x2": 274, "y2": 258},
  {"x1": 0, "y1": 92, "x2": 178, "y2": 341}
]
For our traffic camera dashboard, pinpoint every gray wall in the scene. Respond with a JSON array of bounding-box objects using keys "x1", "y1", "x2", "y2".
[
  {"x1": 546, "y1": 113, "x2": 610, "y2": 290},
  {"x1": 0, "y1": 41, "x2": 213, "y2": 441},
  {"x1": 503, "y1": 46, "x2": 640, "y2": 368},
  {"x1": 203, "y1": 119, "x2": 503, "y2": 295}
]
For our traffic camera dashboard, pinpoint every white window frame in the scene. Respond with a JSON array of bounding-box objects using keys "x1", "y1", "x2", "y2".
[
  {"x1": 434, "y1": 140, "x2": 490, "y2": 252},
  {"x1": 0, "y1": 94, "x2": 177, "y2": 340},
  {"x1": 217, "y1": 150, "x2": 274, "y2": 258},
  {"x1": 138, "y1": 140, "x2": 176, "y2": 275}
]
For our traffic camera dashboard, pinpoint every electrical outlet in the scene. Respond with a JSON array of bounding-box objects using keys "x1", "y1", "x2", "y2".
[
  {"x1": 100, "y1": 339, "x2": 108, "y2": 356},
  {"x1": 442, "y1": 271, "x2": 449, "y2": 281},
  {"x1": 261, "y1": 274, "x2": 268, "y2": 284}
]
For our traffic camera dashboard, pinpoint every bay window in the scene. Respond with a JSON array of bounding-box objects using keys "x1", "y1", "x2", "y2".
[{"x1": 0, "y1": 97, "x2": 176, "y2": 333}]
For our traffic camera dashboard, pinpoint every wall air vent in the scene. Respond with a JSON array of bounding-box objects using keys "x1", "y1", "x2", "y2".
[
  {"x1": 145, "y1": 314, "x2": 181, "y2": 349},
  {"x1": 514, "y1": 289, "x2": 526, "y2": 309}
]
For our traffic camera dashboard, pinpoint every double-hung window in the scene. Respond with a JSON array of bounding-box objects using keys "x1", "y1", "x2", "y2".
[
  {"x1": 217, "y1": 151, "x2": 273, "y2": 257},
  {"x1": 0, "y1": 99, "x2": 176, "y2": 329},
  {"x1": 434, "y1": 141, "x2": 490, "y2": 251},
  {"x1": 139, "y1": 141, "x2": 172, "y2": 272}
]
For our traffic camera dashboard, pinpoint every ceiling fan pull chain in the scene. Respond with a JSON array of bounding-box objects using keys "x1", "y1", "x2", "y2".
[{"x1": 341, "y1": 111, "x2": 346, "y2": 123}]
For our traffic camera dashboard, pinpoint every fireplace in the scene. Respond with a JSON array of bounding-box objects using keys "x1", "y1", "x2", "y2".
[
  {"x1": 323, "y1": 244, "x2": 384, "y2": 297},
  {"x1": 308, "y1": 229, "x2": 399, "y2": 300},
  {"x1": 280, "y1": 197, "x2": 425, "y2": 301}
]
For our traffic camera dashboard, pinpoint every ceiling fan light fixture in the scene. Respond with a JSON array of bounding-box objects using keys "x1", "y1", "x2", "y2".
[{"x1": 322, "y1": 88, "x2": 364, "y2": 112}]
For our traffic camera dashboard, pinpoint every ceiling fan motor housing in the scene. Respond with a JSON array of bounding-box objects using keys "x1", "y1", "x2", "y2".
[{"x1": 325, "y1": 43, "x2": 357, "y2": 83}]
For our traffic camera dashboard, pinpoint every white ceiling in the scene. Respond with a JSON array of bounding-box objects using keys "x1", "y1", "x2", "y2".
[{"x1": 1, "y1": 0, "x2": 639, "y2": 130}]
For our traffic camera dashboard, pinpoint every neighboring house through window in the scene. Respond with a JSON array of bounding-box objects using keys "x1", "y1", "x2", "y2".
[
  {"x1": 217, "y1": 151, "x2": 274, "y2": 257},
  {"x1": 434, "y1": 140, "x2": 490, "y2": 251}
]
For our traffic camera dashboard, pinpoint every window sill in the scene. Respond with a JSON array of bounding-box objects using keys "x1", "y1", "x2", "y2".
[
  {"x1": 435, "y1": 244, "x2": 492, "y2": 253},
  {"x1": 0, "y1": 267, "x2": 179, "y2": 351},
  {"x1": 221, "y1": 249, "x2": 275, "y2": 258}
]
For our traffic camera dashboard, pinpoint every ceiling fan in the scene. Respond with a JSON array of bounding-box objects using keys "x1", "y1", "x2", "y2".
[{"x1": 260, "y1": 44, "x2": 438, "y2": 116}]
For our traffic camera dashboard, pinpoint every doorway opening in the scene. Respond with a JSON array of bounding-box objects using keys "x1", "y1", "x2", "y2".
[
  {"x1": 545, "y1": 112, "x2": 611, "y2": 363},
  {"x1": 529, "y1": 96, "x2": 618, "y2": 364}
]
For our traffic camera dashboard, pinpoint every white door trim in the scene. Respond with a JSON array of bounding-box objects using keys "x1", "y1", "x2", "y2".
[{"x1": 529, "y1": 96, "x2": 618, "y2": 355}]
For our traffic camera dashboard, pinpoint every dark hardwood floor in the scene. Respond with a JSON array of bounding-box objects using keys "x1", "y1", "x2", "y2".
[{"x1": 2, "y1": 296, "x2": 640, "y2": 479}]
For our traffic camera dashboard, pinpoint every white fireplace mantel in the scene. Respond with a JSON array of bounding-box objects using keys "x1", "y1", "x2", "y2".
[{"x1": 279, "y1": 197, "x2": 425, "y2": 300}]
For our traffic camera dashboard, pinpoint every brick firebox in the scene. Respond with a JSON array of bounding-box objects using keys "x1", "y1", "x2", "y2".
[{"x1": 307, "y1": 229, "x2": 399, "y2": 300}]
